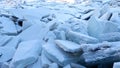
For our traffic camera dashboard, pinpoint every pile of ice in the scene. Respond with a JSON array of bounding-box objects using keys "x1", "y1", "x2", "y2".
[{"x1": 0, "y1": 0, "x2": 120, "y2": 68}]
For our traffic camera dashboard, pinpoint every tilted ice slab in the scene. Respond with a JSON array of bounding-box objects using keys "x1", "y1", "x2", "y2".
[
  {"x1": 70, "y1": 63, "x2": 86, "y2": 68},
  {"x1": 113, "y1": 62, "x2": 120, "y2": 68},
  {"x1": 49, "y1": 63, "x2": 59, "y2": 68},
  {"x1": 43, "y1": 42, "x2": 80, "y2": 66},
  {"x1": 41, "y1": 51, "x2": 52, "y2": 68},
  {"x1": 87, "y1": 16, "x2": 105, "y2": 38},
  {"x1": 63, "y1": 64, "x2": 71, "y2": 68},
  {"x1": 0, "y1": 46, "x2": 16, "y2": 62},
  {"x1": 0, "y1": 17, "x2": 17, "y2": 35},
  {"x1": 10, "y1": 40, "x2": 42, "y2": 68},
  {"x1": 103, "y1": 21, "x2": 119, "y2": 33},
  {"x1": 66, "y1": 30, "x2": 98, "y2": 44},
  {"x1": 0, "y1": 35, "x2": 13, "y2": 46},
  {"x1": 98, "y1": 32, "x2": 120, "y2": 42},
  {"x1": 99, "y1": 11, "x2": 112, "y2": 21},
  {"x1": 18, "y1": 23, "x2": 48, "y2": 41},
  {"x1": 55, "y1": 40, "x2": 82, "y2": 53},
  {"x1": 27, "y1": 56, "x2": 42, "y2": 68},
  {"x1": 110, "y1": 12, "x2": 120, "y2": 24},
  {"x1": 81, "y1": 41, "x2": 120, "y2": 66}
]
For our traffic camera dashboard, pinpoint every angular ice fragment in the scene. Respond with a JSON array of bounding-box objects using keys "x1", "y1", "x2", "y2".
[
  {"x1": 66, "y1": 30, "x2": 98, "y2": 44},
  {"x1": 71, "y1": 63, "x2": 86, "y2": 68},
  {"x1": 113, "y1": 62, "x2": 120, "y2": 68},
  {"x1": 110, "y1": 12, "x2": 120, "y2": 24},
  {"x1": 27, "y1": 56, "x2": 42, "y2": 68},
  {"x1": 63, "y1": 64, "x2": 71, "y2": 68},
  {"x1": 87, "y1": 16, "x2": 104, "y2": 38},
  {"x1": 18, "y1": 23, "x2": 48, "y2": 41},
  {"x1": 99, "y1": 32, "x2": 120, "y2": 42},
  {"x1": 55, "y1": 40, "x2": 82, "y2": 53},
  {"x1": 43, "y1": 42, "x2": 79, "y2": 66},
  {"x1": 103, "y1": 21, "x2": 119, "y2": 33},
  {"x1": 41, "y1": 51, "x2": 52, "y2": 68},
  {"x1": 49, "y1": 63, "x2": 59, "y2": 68},
  {"x1": 10, "y1": 40, "x2": 42, "y2": 68},
  {"x1": 0, "y1": 46, "x2": 16, "y2": 62},
  {"x1": 0, "y1": 17, "x2": 17, "y2": 35}
]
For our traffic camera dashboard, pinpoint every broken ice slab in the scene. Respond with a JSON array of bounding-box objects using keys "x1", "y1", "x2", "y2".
[
  {"x1": 87, "y1": 16, "x2": 105, "y2": 38},
  {"x1": 41, "y1": 51, "x2": 52, "y2": 68},
  {"x1": 70, "y1": 63, "x2": 86, "y2": 68},
  {"x1": 55, "y1": 40, "x2": 82, "y2": 53},
  {"x1": 22, "y1": 20, "x2": 32, "y2": 30},
  {"x1": 69, "y1": 18, "x2": 88, "y2": 35},
  {"x1": 18, "y1": 23, "x2": 48, "y2": 41},
  {"x1": 78, "y1": 7, "x2": 94, "y2": 14},
  {"x1": 0, "y1": 17, "x2": 17, "y2": 35},
  {"x1": 98, "y1": 32, "x2": 120, "y2": 42},
  {"x1": 97, "y1": 63, "x2": 113, "y2": 68},
  {"x1": 113, "y1": 62, "x2": 120, "y2": 68},
  {"x1": 63, "y1": 64, "x2": 71, "y2": 68},
  {"x1": 8, "y1": 7, "x2": 52, "y2": 21},
  {"x1": 10, "y1": 40, "x2": 42, "y2": 68},
  {"x1": 0, "y1": 46, "x2": 16, "y2": 62},
  {"x1": 0, "y1": 62, "x2": 9, "y2": 68},
  {"x1": 40, "y1": 14, "x2": 56, "y2": 23},
  {"x1": 66, "y1": 30, "x2": 98, "y2": 44},
  {"x1": 81, "y1": 42, "x2": 120, "y2": 66},
  {"x1": 27, "y1": 56, "x2": 42, "y2": 68},
  {"x1": 81, "y1": 11, "x2": 94, "y2": 20},
  {"x1": 110, "y1": 12, "x2": 120, "y2": 24},
  {"x1": 99, "y1": 12, "x2": 112, "y2": 21},
  {"x1": 43, "y1": 31, "x2": 56, "y2": 43},
  {"x1": 0, "y1": 35, "x2": 13, "y2": 46},
  {"x1": 49, "y1": 63, "x2": 59, "y2": 68},
  {"x1": 4, "y1": 36, "x2": 20, "y2": 48},
  {"x1": 99, "y1": 4, "x2": 110, "y2": 18},
  {"x1": 43, "y1": 42, "x2": 80, "y2": 66},
  {"x1": 103, "y1": 21, "x2": 119, "y2": 33}
]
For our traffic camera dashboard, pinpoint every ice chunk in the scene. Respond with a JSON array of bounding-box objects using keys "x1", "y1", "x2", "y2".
[
  {"x1": 0, "y1": 35, "x2": 13, "y2": 46},
  {"x1": 103, "y1": 21, "x2": 119, "y2": 33},
  {"x1": 66, "y1": 30, "x2": 98, "y2": 44},
  {"x1": 99, "y1": 4, "x2": 110, "y2": 17},
  {"x1": 82, "y1": 42, "x2": 120, "y2": 66},
  {"x1": 99, "y1": 32, "x2": 120, "y2": 42},
  {"x1": 10, "y1": 40, "x2": 42, "y2": 68},
  {"x1": 113, "y1": 62, "x2": 120, "y2": 68},
  {"x1": 49, "y1": 63, "x2": 58, "y2": 68},
  {"x1": 81, "y1": 11, "x2": 94, "y2": 20},
  {"x1": 43, "y1": 42, "x2": 79, "y2": 66},
  {"x1": 55, "y1": 40, "x2": 82, "y2": 53},
  {"x1": 43, "y1": 31, "x2": 56, "y2": 42},
  {"x1": 0, "y1": 46, "x2": 16, "y2": 62},
  {"x1": 110, "y1": 12, "x2": 120, "y2": 24},
  {"x1": 63, "y1": 64, "x2": 71, "y2": 68},
  {"x1": 4, "y1": 36, "x2": 20, "y2": 48},
  {"x1": 92, "y1": 9, "x2": 101, "y2": 18},
  {"x1": 0, "y1": 17, "x2": 17, "y2": 35},
  {"x1": 41, "y1": 51, "x2": 52, "y2": 68},
  {"x1": 71, "y1": 63, "x2": 86, "y2": 68},
  {"x1": 27, "y1": 56, "x2": 42, "y2": 68},
  {"x1": 40, "y1": 14, "x2": 56, "y2": 23},
  {"x1": 100, "y1": 12, "x2": 112, "y2": 21},
  {"x1": 87, "y1": 16, "x2": 104, "y2": 38},
  {"x1": 0, "y1": 62, "x2": 9, "y2": 68},
  {"x1": 18, "y1": 23, "x2": 48, "y2": 41},
  {"x1": 69, "y1": 18, "x2": 88, "y2": 35}
]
